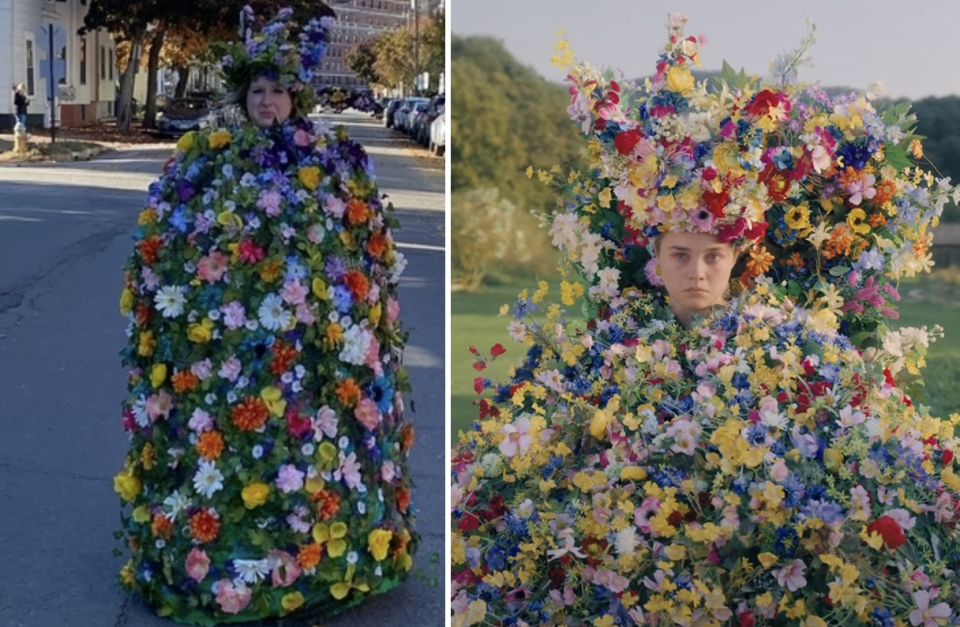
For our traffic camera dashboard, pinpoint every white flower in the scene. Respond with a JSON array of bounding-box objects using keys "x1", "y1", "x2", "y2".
[
  {"x1": 154, "y1": 285, "x2": 187, "y2": 318},
  {"x1": 233, "y1": 558, "x2": 270, "y2": 583},
  {"x1": 258, "y1": 293, "x2": 293, "y2": 331},
  {"x1": 162, "y1": 490, "x2": 191, "y2": 520},
  {"x1": 614, "y1": 527, "x2": 637, "y2": 556},
  {"x1": 347, "y1": 551, "x2": 359, "y2": 565},
  {"x1": 192, "y1": 460, "x2": 224, "y2": 499},
  {"x1": 339, "y1": 324, "x2": 373, "y2": 365},
  {"x1": 387, "y1": 251, "x2": 407, "y2": 283}
]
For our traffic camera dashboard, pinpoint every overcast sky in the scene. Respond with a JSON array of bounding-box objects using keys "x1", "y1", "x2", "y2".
[{"x1": 450, "y1": 0, "x2": 960, "y2": 100}]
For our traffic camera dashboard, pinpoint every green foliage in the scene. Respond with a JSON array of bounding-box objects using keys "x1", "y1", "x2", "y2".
[
  {"x1": 911, "y1": 96, "x2": 960, "y2": 221},
  {"x1": 345, "y1": 41, "x2": 381, "y2": 87}
]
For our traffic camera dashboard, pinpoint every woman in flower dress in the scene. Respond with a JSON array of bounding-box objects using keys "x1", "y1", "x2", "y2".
[
  {"x1": 451, "y1": 14, "x2": 960, "y2": 627},
  {"x1": 114, "y1": 9, "x2": 416, "y2": 624}
]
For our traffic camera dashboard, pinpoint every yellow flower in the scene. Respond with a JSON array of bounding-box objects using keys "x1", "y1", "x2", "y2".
[
  {"x1": 666, "y1": 66, "x2": 695, "y2": 94},
  {"x1": 784, "y1": 204, "x2": 811, "y2": 233},
  {"x1": 280, "y1": 591, "x2": 304, "y2": 614},
  {"x1": 119, "y1": 288, "x2": 134, "y2": 315},
  {"x1": 593, "y1": 615, "x2": 616, "y2": 627},
  {"x1": 187, "y1": 318, "x2": 213, "y2": 343},
  {"x1": 176, "y1": 131, "x2": 195, "y2": 152},
  {"x1": 589, "y1": 409, "x2": 611, "y2": 439},
  {"x1": 846, "y1": 208, "x2": 870, "y2": 235},
  {"x1": 208, "y1": 129, "x2": 232, "y2": 150},
  {"x1": 261, "y1": 386, "x2": 287, "y2": 417},
  {"x1": 138, "y1": 330, "x2": 156, "y2": 357},
  {"x1": 368, "y1": 528, "x2": 393, "y2": 561},
  {"x1": 525, "y1": 166, "x2": 534, "y2": 179},
  {"x1": 823, "y1": 448, "x2": 844, "y2": 471},
  {"x1": 150, "y1": 363, "x2": 167, "y2": 388},
  {"x1": 598, "y1": 187, "x2": 613, "y2": 208},
  {"x1": 757, "y1": 552, "x2": 778, "y2": 569},
  {"x1": 113, "y1": 467, "x2": 141, "y2": 501},
  {"x1": 216, "y1": 211, "x2": 243, "y2": 230},
  {"x1": 313, "y1": 521, "x2": 349, "y2": 557},
  {"x1": 664, "y1": 544, "x2": 687, "y2": 561},
  {"x1": 911, "y1": 139, "x2": 923, "y2": 159},
  {"x1": 620, "y1": 466, "x2": 648, "y2": 481},
  {"x1": 560, "y1": 281, "x2": 584, "y2": 306},
  {"x1": 242, "y1": 482, "x2": 270, "y2": 509},
  {"x1": 298, "y1": 166, "x2": 321, "y2": 190}
]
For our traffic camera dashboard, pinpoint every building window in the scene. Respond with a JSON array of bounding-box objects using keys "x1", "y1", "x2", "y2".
[
  {"x1": 79, "y1": 37, "x2": 87, "y2": 85},
  {"x1": 100, "y1": 45, "x2": 106, "y2": 79},
  {"x1": 108, "y1": 48, "x2": 114, "y2": 80},
  {"x1": 25, "y1": 36, "x2": 36, "y2": 96}
]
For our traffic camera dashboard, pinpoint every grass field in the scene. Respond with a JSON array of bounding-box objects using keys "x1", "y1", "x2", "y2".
[{"x1": 450, "y1": 272, "x2": 960, "y2": 445}]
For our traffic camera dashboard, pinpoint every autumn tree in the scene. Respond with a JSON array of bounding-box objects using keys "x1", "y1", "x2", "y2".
[{"x1": 346, "y1": 41, "x2": 381, "y2": 88}]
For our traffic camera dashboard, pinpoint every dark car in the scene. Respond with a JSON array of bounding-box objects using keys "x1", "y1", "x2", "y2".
[
  {"x1": 157, "y1": 98, "x2": 215, "y2": 136},
  {"x1": 415, "y1": 95, "x2": 445, "y2": 146},
  {"x1": 383, "y1": 99, "x2": 404, "y2": 128}
]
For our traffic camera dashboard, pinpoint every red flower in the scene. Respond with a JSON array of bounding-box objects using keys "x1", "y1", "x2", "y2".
[
  {"x1": 738, "y1": 609, "x2": 756, "y2": 627},
  {"x1": 477, "y1": 399, "x2": 499, "y2": 419},
  {"x1": 490, "y1": 343, "x2": 507, "y2": 357},
  {"x1": 944, "y1": 450, "x2": 955, "y2": 465},
  {"x1": 614, "y1": 128, "x2": 642, "y2": 155},
  {"x1": 867, "y1": 515, "x2": 907, "y2": 550},
  {"x1": 745, "y1": 89, "x2": 787, "y2": 117},
  {"x1": 743, "y1": 220, "x2": 767, "y2": 242},
  {"x1": 701, "y1": 188, "x2": 730, "y2": 220},
  {"x1": 473, "y1": 376, "x2": 485, "y2": 395},
  {"x1": 717, "y1": 218, "x2": 746, "y2": 243}
]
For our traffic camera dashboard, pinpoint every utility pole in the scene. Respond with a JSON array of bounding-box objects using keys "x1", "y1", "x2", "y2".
[
  {"x1": 413, "y1": 0, "x2": 420, "y2": 96},
  {"x1": 42, "y1": 24, "x2": 59, "y2": 143}
]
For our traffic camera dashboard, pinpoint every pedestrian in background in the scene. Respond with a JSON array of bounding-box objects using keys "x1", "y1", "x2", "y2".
[{"x1": 13, "y1": 83, "x2": 29, "y2": 128}]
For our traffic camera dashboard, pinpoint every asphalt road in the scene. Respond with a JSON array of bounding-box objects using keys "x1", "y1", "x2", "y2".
[{"x1": 0, "y1": 112, "x2": 446, "y2": 627}]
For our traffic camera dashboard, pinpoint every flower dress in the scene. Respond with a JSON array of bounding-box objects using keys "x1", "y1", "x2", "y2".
[
  {"x1": 115, "y1": 116, "x2": 417, "y2": 624},
  {"x1": 451, "y1": 290, "x2": 960, "y2": 627}
]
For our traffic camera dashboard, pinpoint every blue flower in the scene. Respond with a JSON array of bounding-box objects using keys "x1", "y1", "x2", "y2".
[
  {"x1": 485, "y1": 545, "x2": 506, "y2": 571},
  {"x1": 332, "y1": 285, "x2": 353, "y2": 313},
  {"x1": 368, "y1": 376, "x2": 394, "y2": 414},
  {"x1": 799, "y1": 498, "x2": 844, "y2": 525},
  {"x1": 870, "y1": 606, "x2": 895, "y2": 627},
  {"x1": 773, "y1": 526, "x2": 799, "y2": 557}
]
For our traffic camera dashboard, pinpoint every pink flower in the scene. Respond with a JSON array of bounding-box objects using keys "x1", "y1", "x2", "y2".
[
  {"x1": 218, "y1": 355, "x2": 242, "y2": 382},
  {"x1": 324, "y1": 196, "x2": 346, "y2": 219},
  {"x1": 909, "y1": 590, "x2": 951, "y2": 627},
  {"x1": 188, "y1": 408, "x2": 214, "y2": 432},
  {"x1": 145, "y1": 390, "x2": 173, "y2": 421},
  {"x1": 280, "y1": 279, "x2": 309, "y2": 306},
  {"x1": 220, "y1": 301, "x2": 247, "y2": 330},
  {"x1": 295, "y1": 302, "x2": 316, "y2": 325},
  {"x1": 337, "y1": 451, "x2": 362, "y2": 488},
  {"x1": 773, "y1": 559, "x2": 807, "y2": 592},
  {"x1": 387, "y1": 297, "x2": 401, "y2": 327},
  {"x1": 293, "y1": 129, "x2": 312, "y2": 147},
  {"x1": 197, "y1": 251, "x2": 229, "y2": 283},
  {"x1": 634, "y1": 497, "x2": 660, "y2": 534},
  {"x1": 256, "y1": 189, "x2": 283, "y2": 216},
  {"x1": 846, "y1": 173, "x2": 877, "y2": 206},
  {"x1": 275, "y1": 464, "x2": 305, "y2": 493},
  {"x1": 269, "y1": 549, "x2": 302, "y2": 587},
  {"x1": 185, "y1": 548, "x2": 210, "y2": 582},
  {"x1": 499, "y1": 417, "x2": 532, "y2": 457},
  {"x1": 592, "y1": 569, "x2": 629, "y2": 593},
  {"x1": 381, "y1": 460, "x2": 396, "y2": 482},
  {"x1": 190, "y1": 359, "x2": 213, "y2": 380},
  {"x1": 355, "y1": 396, "x2": 381, "y2": 430},
  {"x1": 215, "y1": 579, "x2": 252, "y2": 614},
  {"x1": 237, "y1": 239, "x2": 265, "y2": 264},
  {"x1": 312, "y1": 406, "x2": 339, "y2": 440}
]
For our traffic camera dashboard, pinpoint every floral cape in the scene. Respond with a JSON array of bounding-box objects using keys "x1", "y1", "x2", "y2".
[
  {"x1": 452, "y1": 286, "x2": 959, "y2": 627},
  {"x1": 115, "y1": 116, "x2": 416, "y2": 624}
]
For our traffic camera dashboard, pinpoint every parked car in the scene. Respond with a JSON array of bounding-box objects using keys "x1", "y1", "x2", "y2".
[
  {"x1": 402, "y1": 101, "x2": 429, "y2": 135},
  {"x1": 157, "y1": 98, "x2": 215, "y2": 136},
  {"x1": 415, "y1": 95, "x2": 445, "y2": 146},
  {"x1": 393, "y1": 98, "x2": 428, "y2": 133},
  {"x1": 383, "y1": 99, "x2": 404, "y2": 128},
  {"x1": 429, "y1": 107, "x2": 445, "y2": 156}
]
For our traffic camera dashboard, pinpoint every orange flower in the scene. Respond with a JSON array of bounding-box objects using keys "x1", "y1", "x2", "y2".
[
  {"x1": 396, "y1": 488, "x2": 411, "y2": 514},
  {"x1": 259, "y1": 259, "x2": 283, "y2": 283},
  {"x1": 269, "y1": 342, "x2": 300, "y2": 376},
  {"x1": 823, "y1": 224, "x2": 853, "y2": 260},
  {"x1": 746, "y1": 246, "x2": 775, "y2": 277},
  {"x1": 171, "y1": 370, "x2": 200, "y2": 393},
  {"x1": 874, "y1": 179, "x2": 896, "y2": 205},
  {"x1": 400, "y1": 423, "x2": 415, "y2": 451},
  {"x1": 312, "y1": 489, "x2": 341, "y2": 521},
  {"x1": 336, "y1": 379, "x2": 361, "y2": 407},
  {"x1": 196, "y1": 431, "x2": 225, "y2": 460},
  {"x1": 911, "y1": 139, "x2": 923, "y2": 160},
  {"x1": 345, "y1": 199, "x2": 371, "y2": 225},
  {"x1": 135, "y1": 304, "x2": 151, "y2": 327},
  {"x1": 868, "y1": 212, "x2": 887, "y2": 228},
  {"x1": 189, "y1": 509, "x2": 220, "y2": 543},
  {"x1": 231, "y1": 397, "x2": 270, "y2": 431},
  {"x1": 914, "y1": 232, "x2": 930, "y2": 260},
  {"x1": 138, "y1": 236, "x2": 163, "y2": 265},
  {"x1": 344, "y1": 269, "x2": 370, "y2": 301},
  {"x1": 366, "y1": 233, "x2": 388, "y2": 258},
  {"x1": 297, "y1": 543, "x2": 322, "y2": 570},
  {"x1": 786, "y1": 252, "x2": 805, "y2": 271},
  {"x1": 151, "y1": 514, "x2": 173, "y2": 539}
]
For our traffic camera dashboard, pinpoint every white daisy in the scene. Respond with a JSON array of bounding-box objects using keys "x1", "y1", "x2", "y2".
[
  {"x1": 258, "y1": 293, "x2": 293, "y2": 331},
  {"x1": 154, "y1": 285, "x2": 187, "y2": 318},
  {"x1": 192, "y1": 460, "x2": 224, "y2": 499},
  {"x1": 233, "y1": 558, "x2": 270, "y2": 583},
  {"x1": 162, "y1": 490, "x2": 191, "y2": 520}
]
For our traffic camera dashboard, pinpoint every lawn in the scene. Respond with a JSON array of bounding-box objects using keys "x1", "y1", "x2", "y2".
[{"x1": 450, "y1": 272, "x2": 960, "y2": 445}]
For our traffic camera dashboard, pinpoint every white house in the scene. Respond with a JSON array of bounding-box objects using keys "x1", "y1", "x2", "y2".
[{"x1": 0, "y1": 0, "x2": 116, "y2": 129}]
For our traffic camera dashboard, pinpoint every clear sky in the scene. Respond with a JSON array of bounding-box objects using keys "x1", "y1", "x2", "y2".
[{"x1": 450, "y1": 0, "x2": 960, "y2": 100}]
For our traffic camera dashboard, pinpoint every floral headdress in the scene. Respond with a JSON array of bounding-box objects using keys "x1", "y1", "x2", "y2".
[
  {"x1": 219, "y1": 6, "x2": 332, "y2": 113},
  {"x1": 543, "y1": 14, "x2": 958, "y2": 337}
]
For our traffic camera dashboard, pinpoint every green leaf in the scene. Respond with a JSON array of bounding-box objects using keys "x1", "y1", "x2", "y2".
[
  {"x1": 885, "y1": 144, "x2": 912, "y2": 171},
  {"x1": 828, "y1": 265, "x2": 850, "y2": 277}
]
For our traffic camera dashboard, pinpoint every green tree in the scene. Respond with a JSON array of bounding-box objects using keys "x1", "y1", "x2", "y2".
[{"x1": 346, "y1": 41, "x2": 381, "y2": 87}]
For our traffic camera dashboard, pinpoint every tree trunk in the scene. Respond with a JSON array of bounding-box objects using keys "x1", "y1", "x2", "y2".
[
  {"x1": 117, "y1": 30, "x2": 145, "y2": 133},
  {"x1": 174, "y1": 65, "x2": 190, "y2": 98},
  {"x1": 143, "y1": 27, "x2": 166, "y2": 128}
]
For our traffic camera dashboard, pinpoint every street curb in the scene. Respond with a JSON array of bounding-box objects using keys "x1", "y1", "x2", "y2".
[{"x1": 0, "y1": 144, "x2": 109, "y2": 165}]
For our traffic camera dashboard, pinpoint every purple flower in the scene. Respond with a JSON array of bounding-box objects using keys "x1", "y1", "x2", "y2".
[
  {"x1": 799, "y1": 499, "x2": 844, "y2": 525},
  {"x1": 177, "y1": 179, "x2": 195, "y2": 202},
  {"x1": 325, "y1": 256, "x2": 346, "y2": 280}
]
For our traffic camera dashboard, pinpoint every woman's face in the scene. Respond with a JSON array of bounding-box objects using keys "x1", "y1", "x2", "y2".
[
  {"x1": 657, "y1": 231, "x2": 738, "y2": 324},
  {"x1": 246, "y1": 76, "x2": 293, "y2": 128}
]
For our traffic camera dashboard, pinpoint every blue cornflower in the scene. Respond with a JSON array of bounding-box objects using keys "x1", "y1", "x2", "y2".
[
  {"x1": 781, "y1": 474, "x2": 806, "y2": 508},
  {"x1": 513, "y1": 298, "x2": 536, "y2": 319},
  {"x1": 799, "y1": 499, "x2": 845, "y2": 525},
  {"x1": 773, "y1": 526, "x2": 799, "y2": 557},
  {"x1": 541, "y1": 455, "x2": 564, "y2": 479},
  {"x1": 806, "y1": 485, "x2": 828, "y2": 501},
  {"x1": 525, "y1": 344, "x2": 543, "y2": 366},
  {"x1": 284, "y1": 255, "x2": 308, "y2": 281},
  {"x1": 600, "y1": 385, "x2": 620, "y2": 407},
  {"x1": 493, "y1": 384, "x2": 512, "y2": 403},
  {"x1": 870, "y1": 606, "x2": 895, "y2": 627},
  {"x1": 733, "y1": 389, "x2": 755, "y2": 408},
  {"x1": 169, "y1": 205, "x2": 190, "y2": 233},
  {"x1": 505, "y1": 512, "x2": 530, "y2": 537},
  {"x1": 746, "y1": 424, "x2": 769, "y2": 446},
  {"x1": 332, "y1": 285, "x2": 353, "y2": 313},
  {"x1": 484, "y1": 545, "x2": 506, "y2": 571},
  {"x1": 732, "y1": 476, "x2": 751, "y2": 495},
  {"x1": 717, "y1": 312, "x2": 740, "y2": 333},
  {"x1": 652, "y1": 467, "x2": 684, "y2": 488},
  {"x1": 730, "y1": 372, "x2": 750, "y2": 390}
]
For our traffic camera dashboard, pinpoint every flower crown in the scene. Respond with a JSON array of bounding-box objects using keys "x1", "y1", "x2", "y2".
[{"x1": 218, "y1": 6, "x2": 332, "y2": 113}]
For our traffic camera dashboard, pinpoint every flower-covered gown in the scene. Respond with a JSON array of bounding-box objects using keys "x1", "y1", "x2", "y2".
[
  {"x1": 115, "y1": 117, "x2": 417, "y2": 624},
  {"x1": 451, "y1": 290, "x2": 960, "y2": 627}
]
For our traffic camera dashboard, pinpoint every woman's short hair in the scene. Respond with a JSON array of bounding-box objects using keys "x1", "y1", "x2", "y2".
[{"x1": 15, "y1": 83, "x2": 25, "y2": 92}]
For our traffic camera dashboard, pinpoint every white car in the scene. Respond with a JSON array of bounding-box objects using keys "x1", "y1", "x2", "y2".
[{"x1": 429, "y1": 107, "x2": 445, "y2": 156}]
